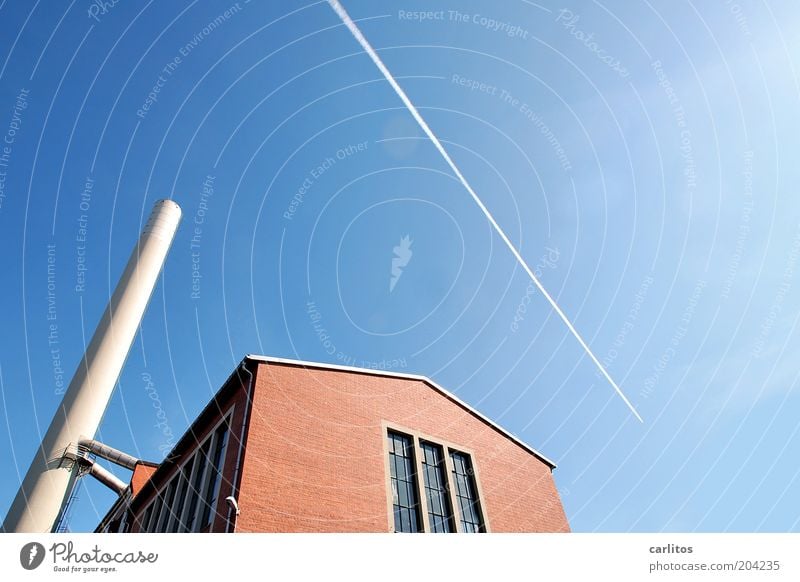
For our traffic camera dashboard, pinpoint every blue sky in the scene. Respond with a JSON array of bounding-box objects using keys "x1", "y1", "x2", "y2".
[{"x1": 1, "y1": 0, "x2": 800, "y2": 533}]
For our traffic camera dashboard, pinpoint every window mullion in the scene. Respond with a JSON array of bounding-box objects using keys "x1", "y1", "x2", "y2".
[{"x1": 412, "y1": 436, "x2": 429, "y2": 533}]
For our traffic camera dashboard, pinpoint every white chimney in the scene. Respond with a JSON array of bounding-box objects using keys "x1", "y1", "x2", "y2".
[{"x1": 2, "y1": 200, "x2": 181, "y2": 532}]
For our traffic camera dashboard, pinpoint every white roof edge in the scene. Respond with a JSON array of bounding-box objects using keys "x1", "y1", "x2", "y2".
[{"x1": 245, "y1": 354, "x2": 557, "y2": 469}]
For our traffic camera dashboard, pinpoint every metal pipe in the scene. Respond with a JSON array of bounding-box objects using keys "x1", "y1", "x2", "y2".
[
  {"x1": 79, "y1": 439, "x2": 139, "y2": 471},
  {"x1": 2, "y1": 200, "x2": 181, "y2": 533},
  {"x1": 86, "y1": 461, "x2": 127, "y2": 496}
]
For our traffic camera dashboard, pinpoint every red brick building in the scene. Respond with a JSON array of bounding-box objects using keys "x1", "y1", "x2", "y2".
[{"x1": 95, "y1": 356, "x2": 569, "y2": 533}]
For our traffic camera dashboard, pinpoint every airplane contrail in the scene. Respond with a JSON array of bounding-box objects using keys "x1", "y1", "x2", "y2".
[{"x1": 327, "y1": 0, "x2": 643, "y2": 423}]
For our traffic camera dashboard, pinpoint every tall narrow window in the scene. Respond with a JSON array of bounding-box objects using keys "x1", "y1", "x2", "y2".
[
  {"x1": 450, "y1": 451, "x2": 484, "y2": 533},
  {"x1": 200, "y1": 421, "x2": 229, "y2": 530},
  {"x1": 121, "y1": 510, "x2": 131, "y2": 533},
  {"x1": 183, "y1": 439, "x2": 211, "y2": 532},
  {"x1": 169, "y1": 458, "x2": 194, "y2": 532},
  {"x1": 144, "y1": 492, "x2": 163, "y2": 533},
  {"x1": 139, "y1": 504, "x2": 153, "y2": 533},
  {"x1": 420, "y1": 442, "x2": 454, "y2": 533},
  {"x1": 387, "y1": 431, "x2": 421, "y2": 533},
  {"x1": 155, "y1": 478, "x2": 178, "y2": 532}
]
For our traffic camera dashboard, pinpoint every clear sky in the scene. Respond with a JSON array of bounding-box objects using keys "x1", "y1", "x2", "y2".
[{"x1": 1, "y1": 0, "x2": 799, "y2": 533}]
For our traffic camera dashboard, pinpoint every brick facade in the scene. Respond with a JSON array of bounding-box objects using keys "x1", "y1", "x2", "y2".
[{"x1": 97, "y1": 357, "x2": 569, "y2": 533}]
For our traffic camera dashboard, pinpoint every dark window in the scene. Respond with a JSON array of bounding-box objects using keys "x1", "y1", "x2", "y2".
[
  {"x1": 170, "y1": 458, "x2": 194, "y2": 532},
  {"x1": 120, "y1": 510, "x2": 130, "y2": 533},
  {"x1": 420, "y1": 442, "x2": 454, "y2": 533},
  {"x1": 155, "y1": 478, "x2": 178, "y2": 532},
  {"x1": 145, "y1": 491, "x2": 163, "y2": 533},
  {"x1": 184, "y1": 439, "x2": 211, "y2": 532},
  {"x1": 200, "y1": 421, "x2": 229, "y2": 530},
  {"x1": 139, "y1": 504, "x2": 153, "y2": 533},
  {"x1": 134, "y1": 503, "x2": 147, "y2": 532},
  {"x1": 450, "y1": 451, "x2": 484, "y2": 533},
  {"x1": 388, "y1": 431, "x2": 421, "y2": 533}
]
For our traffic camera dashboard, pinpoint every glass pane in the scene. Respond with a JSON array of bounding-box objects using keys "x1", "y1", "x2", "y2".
[
  {"x1": 455, "y1": 473, "x2": 468, "y2": 497},
  {"x1": 398, "y1": 481, "x2": 409, "y2": 506},
  {"x1": 429, "y1": 492, "x2": 442, "y2": 515},
  {"x1": 409, "y1": 507, "x2": 418, "y2": 532}
]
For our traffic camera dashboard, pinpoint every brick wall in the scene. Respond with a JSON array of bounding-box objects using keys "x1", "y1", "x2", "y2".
[{"x1": 235, "y1": 362, "x2": 569, "y2": 533}]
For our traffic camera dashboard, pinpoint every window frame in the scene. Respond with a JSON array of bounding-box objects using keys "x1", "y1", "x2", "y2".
[
  {"x1": 419, "y1": 440, "x2": 456, "y2": 533},
  {"x1": 449, "y1": 449, "x2": 486, "y2": 533},
  {"x1": 382, "y1": 422, "x2": 490, "y2": 533},
  {"x1": 387, "y1": 430, "x2": 423, "y2": 533}
]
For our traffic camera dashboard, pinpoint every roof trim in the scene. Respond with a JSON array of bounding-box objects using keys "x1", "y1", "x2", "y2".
[{"x1": 246, "y1": 354, "x2": 556, "y2": 469}]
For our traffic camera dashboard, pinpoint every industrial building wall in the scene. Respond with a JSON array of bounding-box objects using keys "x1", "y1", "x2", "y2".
[{"x1": 236, "y1": 362, "x2": 569, "y2": 533}]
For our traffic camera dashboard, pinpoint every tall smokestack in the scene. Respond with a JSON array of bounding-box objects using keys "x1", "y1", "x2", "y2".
[{"x1": 2, "y1": 200, "x2": 181, "y2": 533}]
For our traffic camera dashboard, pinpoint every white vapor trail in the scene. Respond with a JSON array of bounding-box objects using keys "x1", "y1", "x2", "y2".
[{"x1": 327, "y1": 0, "x2": 643, "y2": 423}]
